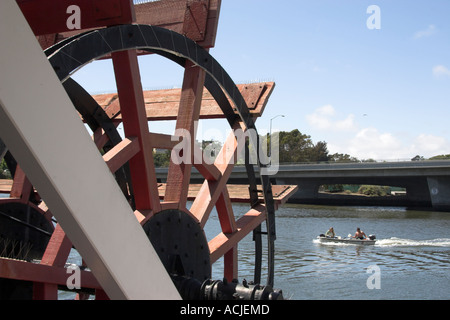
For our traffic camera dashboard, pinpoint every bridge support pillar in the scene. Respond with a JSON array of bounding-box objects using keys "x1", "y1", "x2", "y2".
[
  {"x1": 427, "y1": 177, "x2": 450, "y2": 212},
  {"x1": 276, "y1": 179, "x2": 319, "y2": 203}
]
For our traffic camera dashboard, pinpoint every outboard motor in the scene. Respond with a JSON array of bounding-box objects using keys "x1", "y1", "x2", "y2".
[{"x1": 369, "y1": 235, "x2": 376, "y2": 240}]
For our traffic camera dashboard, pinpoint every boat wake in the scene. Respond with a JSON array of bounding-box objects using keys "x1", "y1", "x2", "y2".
[
  {"x1": 311, "y1": 238, "x2": 365, "y2": 246},
  {"x1": 312, "y1": 237, "x2": 450, "y2": 247},
  {"x1": 375, "y1": 237, "x2": 450, "y2": 247}
]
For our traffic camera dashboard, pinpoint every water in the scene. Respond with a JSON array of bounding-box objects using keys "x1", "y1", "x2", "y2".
[
  {"x1": 206, "y1": 204, "x2": 450, "y2": 300},
  {"x1": 5, "y1": 191, "x2": 448, "y2": 300}
]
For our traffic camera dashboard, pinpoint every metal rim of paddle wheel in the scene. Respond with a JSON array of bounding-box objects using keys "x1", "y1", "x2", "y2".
[{"x1": 0, "y1": 23, "x2": 279, "y2": 299}]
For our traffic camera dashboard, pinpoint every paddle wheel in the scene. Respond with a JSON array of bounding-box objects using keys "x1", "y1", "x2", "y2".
[{"x1": 0, "y1": 0, "x2": 296, "y2": 300}]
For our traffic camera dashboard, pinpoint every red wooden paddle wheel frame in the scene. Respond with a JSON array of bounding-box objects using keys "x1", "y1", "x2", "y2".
[{"x1": 0, "y1": 0, "x2": 296, "y2": 300}]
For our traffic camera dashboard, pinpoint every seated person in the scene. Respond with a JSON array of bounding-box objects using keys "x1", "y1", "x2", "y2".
[
  {"x1": 325, "y1": 227, "x2": 335, "y2": 238},
  {"x1": 354, "y1": 227, "x2": 367, "y2": 240}
]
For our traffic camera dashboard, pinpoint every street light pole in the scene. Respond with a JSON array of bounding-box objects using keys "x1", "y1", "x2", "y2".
[{"x1": 269, "y1": 114, "x2": 285, "y2": 158}]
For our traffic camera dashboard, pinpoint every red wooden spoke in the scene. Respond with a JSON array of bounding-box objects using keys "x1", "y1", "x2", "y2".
[
  {"x1": 10, "y1": 165, "x2": 33, "y2": 202},
  {"x1": 102, "y1": 137, "x2": 140, "y2": 174},
  {"x1": 34, "y1": 224, "x2": 73, "y2": 299},
  {"x1": 224, "y1": 247, "x2": 238, "y2": 282},
  {"x1": 91, "y1": 121, "x2": 121, "y2": 150},
  {"x1": 216, "y1": 188, "x2": 237, "y2": 234},
  {"x1": 190, "y1": 123, "x2": 242, "y2": 228},
  {"x1": 188, "y1": 121, "x2": 245, "y2": 281},
  {"x1": 112, "y1": 50, "x2": 161, "y2": 213},
  {"x1": 164, "y1": 60, "x2": 206, "y2": 211},
  {"x1": 149, "y1": 132, "x2": 180, "y2": 150},
  {"x1": 193, "y1": 144, "x2": 222, "y2": 181},
  {"x1": 216, "y1": 188, "x2": 238, "y2": 280},
  {"x1": 209, "y1": 204, "x2": 267, "y2": 264}
]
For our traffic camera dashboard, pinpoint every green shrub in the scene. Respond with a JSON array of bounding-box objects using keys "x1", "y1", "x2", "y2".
[{"x1": 358, "y1": 185, "x2": 390, "y2": 196}]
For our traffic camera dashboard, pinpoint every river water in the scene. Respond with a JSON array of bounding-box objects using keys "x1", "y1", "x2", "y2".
[
  {"x1": 6, "y1": 191, "x2": 446, "y2": 300},
  {"x1": 206, "y1": 204, "x2": 450, "y2": 300}
]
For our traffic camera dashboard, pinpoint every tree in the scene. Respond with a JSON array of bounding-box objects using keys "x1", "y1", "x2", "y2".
[
  {"x1": 279, "y1": 129, "x2": 315, "y2": 163},
  {"x1": 428, "y1": 154, "x2": 450, "y2": 160},
  {"x1": 153, "y1": 150, "x2": 171, "y2": 167},
  {"x1": 0, "y1": 158, "x2": 11, "y2": 179},
  {"x1": 329, "y1": 152, "x2": 359, "y2": 163},
  {"x1": 309, "y1": 141, "x2": 329, "y2": 162},
  {"x1": 277, "y1": 130, "x2": 350, "y2": 163}
]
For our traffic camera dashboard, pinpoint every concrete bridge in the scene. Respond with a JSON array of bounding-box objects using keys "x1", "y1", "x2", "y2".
[{"x1": 156, "y1": 160, "x2": 450, "y2": 211}]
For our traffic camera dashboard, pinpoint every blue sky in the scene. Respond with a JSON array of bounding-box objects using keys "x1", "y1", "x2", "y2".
[{"x1": 73, "y1": 0, "x2": 450, "y2": 161}]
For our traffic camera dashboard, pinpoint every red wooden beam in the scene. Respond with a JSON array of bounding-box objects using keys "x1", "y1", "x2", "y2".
[
  {"x1": 111, "y1": 50, "x2": 161, "y2": 212},
  {"x1": 209, "y1": 204, "x2": 267, "y2": 264},
  {"x1": 34, "y1": 224, "x2": 73, "y2": 299},
  {"x1": 10, "y1": 165, "x2": 32, "y2": 201},
  {"x1": 164, "y1": 60, "x2": 206, "y2": 210},
  {"x1": 0, "y1": 258, "x2": 102, "y2": 290},
  {"x1": 17, "y1": 0, "x2": 135, "y2": 36},
  {"x1": 103, "y1": 137, "x2": 140, "y2": 174}
]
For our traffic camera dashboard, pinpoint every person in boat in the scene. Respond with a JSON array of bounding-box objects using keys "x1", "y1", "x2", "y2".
[
  {"x1": 325, "y1": 227, "x2": 335, "y2": 238},
  {"x1": 354, "y1": 227, "x2": 367, "y2": 240}
]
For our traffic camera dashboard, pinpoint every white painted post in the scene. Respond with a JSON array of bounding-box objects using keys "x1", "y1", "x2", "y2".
[{"x1": 0, "y1": 1, "x2": 180, "y2": 300}]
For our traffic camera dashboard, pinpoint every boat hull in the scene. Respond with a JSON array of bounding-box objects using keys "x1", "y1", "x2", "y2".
[{"x1": 318, "y1": 237, "x2": 376, "y2": 245}]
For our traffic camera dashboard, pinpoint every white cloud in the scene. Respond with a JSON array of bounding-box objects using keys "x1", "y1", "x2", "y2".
[
  {"x1": 413, "y1": 134, "x2": 448, "y2": 154},
  {"x1": 328, "y1": 129, "x2": 450, "y2": 161},
  {"x1": 347, "y1": 127, "x2": 405, "y2": 160},
  {"x1": 307, "y1": 106, "x2": 450, "y2": 160},
  {"x1": 432, "y1": 65, "x2": 450, "y2": 77},
  {"x1": 414, "y1": 25, "x2": 437, "y2": 39},
  {"x1": 306, "y1": 105, "x2": 357, "y2": 132}
]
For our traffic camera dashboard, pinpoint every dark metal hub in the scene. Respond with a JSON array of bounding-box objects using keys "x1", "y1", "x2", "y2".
[{"x1": 142, "y1": 210, "x2": 211, "y2": 283}]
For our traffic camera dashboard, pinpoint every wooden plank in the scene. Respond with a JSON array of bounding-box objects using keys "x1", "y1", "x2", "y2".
[
  {"x1": 0, "y1": 179, "x2": 13, "y2": 194},
  {"x1": 1, "y1": 179, "x2": 298, "y2": 205},
  {"x1": 92, "y1": 82, "x2": 275, "y2": 121},
  {"x1": 133, "y1": 0, "x2": 221, "y2": 48},
  {"x1": 157, "y1": 184, "x2": 298, "y2": 204},
  {"x1": 182, "y1": 0, "x2": 210, "y2": 42}
]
